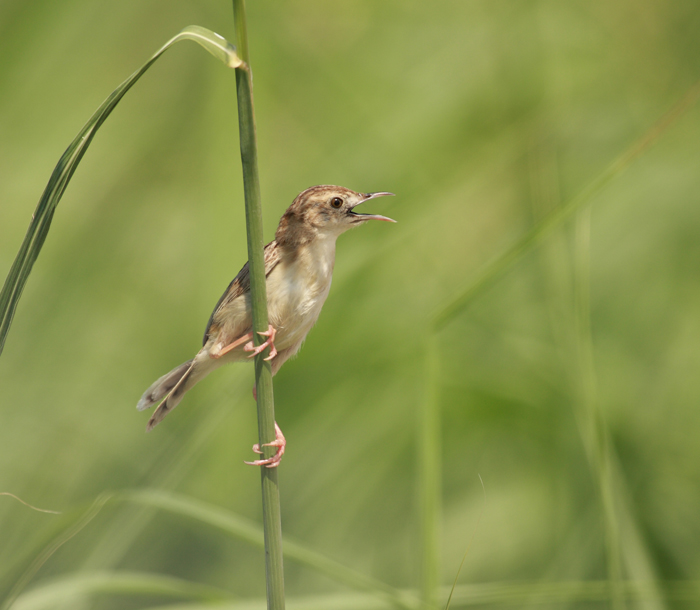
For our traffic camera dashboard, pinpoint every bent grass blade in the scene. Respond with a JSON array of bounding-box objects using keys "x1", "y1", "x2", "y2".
[{"x1": 0, "y1": 26, "x2": 243, "y2": 357}]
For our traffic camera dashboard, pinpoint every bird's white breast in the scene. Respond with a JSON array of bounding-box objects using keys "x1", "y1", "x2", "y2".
[{"x1": 266, "y1": 235, "x2": 336, "y2": 351}]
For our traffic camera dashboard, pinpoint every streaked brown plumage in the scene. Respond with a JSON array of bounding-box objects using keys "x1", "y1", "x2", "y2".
[{"x1": 137, "y1": 185, "x2": 395, "y2": 466}]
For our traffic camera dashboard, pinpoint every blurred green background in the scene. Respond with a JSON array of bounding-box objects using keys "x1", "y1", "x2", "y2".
[{"x1": 2, "y1": 0, "x2": 700, "y2": 608}]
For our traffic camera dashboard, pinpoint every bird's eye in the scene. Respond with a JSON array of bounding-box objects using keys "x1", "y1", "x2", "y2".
[{"x1": 330, "y1": 197, "x2": 343, "y2": 209}]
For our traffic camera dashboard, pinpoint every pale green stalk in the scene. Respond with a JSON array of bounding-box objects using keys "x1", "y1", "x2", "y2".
[
  {"x1": 420, "y1": 335, "x2": 441, "y2": 608},
  {"x1": 231, "y1": 1, "x2": 285, "y2": 608},
  {"x1": 573, "y1": 209, "x2": 624, "y2": 609}
]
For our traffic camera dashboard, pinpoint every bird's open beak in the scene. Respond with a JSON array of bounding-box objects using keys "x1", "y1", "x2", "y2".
[{"x1": 348, "y1": 191, "x2": 396, "y2": 223}]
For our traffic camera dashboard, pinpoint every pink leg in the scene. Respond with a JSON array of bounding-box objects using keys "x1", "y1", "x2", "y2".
[
  {"x1": 244, "y1": 324, "x2": 277, "y2": 361},
  {"x1": 244, "y1": 422, "x2": 286, "y2": 468},
  {"x1": 211, "y1": 332, "x2": 253, "y2": 359}
]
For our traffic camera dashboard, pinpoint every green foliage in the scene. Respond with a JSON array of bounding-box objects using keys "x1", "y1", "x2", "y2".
[{"x1": 2, "y1": 0, "x2": 700, "y2": 609}]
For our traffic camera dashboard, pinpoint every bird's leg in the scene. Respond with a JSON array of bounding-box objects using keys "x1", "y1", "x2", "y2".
[
  {"x1": 211, "y1": 332, "x2": 253, "y2": 359},
  {"x1": 244, "y1": 421, "x2": 286, "y2": 468},
  {"x1": 244, "y1": 324, "x2": 277, "y2": 361}
]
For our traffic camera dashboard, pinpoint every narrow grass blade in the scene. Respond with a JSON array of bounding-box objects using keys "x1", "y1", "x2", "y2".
[
  {"x1": 79, "y1": 371, "x2": 247, "y2": 571},
  {"x1": 3, "y1": 488, "x2": 418, "y2": 610},
  {"x1": 10, "y1": 572, "x2": 232, "y2": 610},
  {"x1": 0, "y1": 493, "x2": 113, "y2": 610},
  {"x1": 444, "y1": 475, "x2": 485, "y2": 610},
  {"x1": 573, "y1": 208, "x2": 624, "y2": 609},
  {"x1": 0, "y1": 26, "x2": 242, "y2": 356},
  {"x1": 419, "y1": 335, "x2": 441, "y2": 609},
  {"x1": 0, "y1": 492, "x2": 60, "y2": 514},
  {"x1": 130, "y1": 580, "x2": 700, "y2": 610},
  {"x1": 432, "y1": 80, "x2": 700, "y2": 331},
  {"x1": 445, "y1": 580, "x2": 700, "y2": 606}
]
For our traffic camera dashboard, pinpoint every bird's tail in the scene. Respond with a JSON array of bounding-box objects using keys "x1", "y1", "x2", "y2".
[{"x1": 137, "y1": 358, "x2": 205, "y2": 431}]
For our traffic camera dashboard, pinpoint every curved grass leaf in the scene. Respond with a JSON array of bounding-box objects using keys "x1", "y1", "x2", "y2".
[
  {"x1": 0, "y1": 493, "x2": 113, "y2": 610},
  {"x1": 3, "y1": 489, "x2": 419, "y2": 610},
  {"x1": 10, "y1": 572, "x2": 232, "y2": 610},
  {"x1": 131, "y1": 581, "x2": 700, "y2": 610},
  {"x1": 122, "y1": 489, "x2": 420, "y2": 610},
  {"x1": 79, "y1": 380, "x2": 246, "y2": 571},
  {"x1": 0, "y1": 26, "x2": 243, "y2": 356}
]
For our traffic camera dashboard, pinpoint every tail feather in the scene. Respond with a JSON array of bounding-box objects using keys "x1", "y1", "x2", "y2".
[
  {"x1": 138, "y1": 351, "x2": 224, "y2": 431},
  {"x1": 137, "y1": 359, "x2": 194, "y2": 412},
  {"x1": 146, "y1": 362, "x2": 196, "y2": 432},
  {"x1": 137, "y1": 358, "x2": 199, "y2": 432}
]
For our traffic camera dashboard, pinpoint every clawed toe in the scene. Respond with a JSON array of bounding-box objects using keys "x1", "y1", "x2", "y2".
[
  {"x1": 245, "y1": 422, "x2": 286, "y2": 468},
  {"x1": 244, "y1": 324, "x2": 278, "y2": 360}
]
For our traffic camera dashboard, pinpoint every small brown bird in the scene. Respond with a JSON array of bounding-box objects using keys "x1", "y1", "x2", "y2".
[{"x1": 137, "y1": 185, "x2": 395, "y2": 467}]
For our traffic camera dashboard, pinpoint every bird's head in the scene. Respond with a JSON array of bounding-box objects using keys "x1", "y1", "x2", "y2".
[{"x1": 275, "y1": 185, "x2": 395, "y2": 248}]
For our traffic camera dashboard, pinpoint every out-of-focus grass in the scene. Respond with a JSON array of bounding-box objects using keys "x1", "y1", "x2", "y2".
[{"x1": 2, "y1": 0, "x2": 700, "y2": 608}]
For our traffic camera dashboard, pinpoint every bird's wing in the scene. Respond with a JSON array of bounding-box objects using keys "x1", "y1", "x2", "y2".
[{"x1": 202, "y1": 240, "x2": 282, "y2": 345}]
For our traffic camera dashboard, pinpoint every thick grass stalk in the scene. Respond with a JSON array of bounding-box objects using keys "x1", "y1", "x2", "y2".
[{"x1": 231, "y1": 1, "x2": 285, "y2": 608}]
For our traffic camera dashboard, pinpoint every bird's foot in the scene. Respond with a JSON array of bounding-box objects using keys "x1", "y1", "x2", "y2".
[
  {"x1": 244, "y1": 422, "x2": 286, "y2": 468},
  {"x1": 245, "y1": 324, "x2": 277, "y2": 361}
]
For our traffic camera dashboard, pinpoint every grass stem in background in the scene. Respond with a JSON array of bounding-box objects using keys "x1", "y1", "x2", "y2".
[
  {"x1": 573, "y1": 208, "x2": 624, "y2": 610},
  {"x1": 432, "y1": 80, "x2": 700, "y2": 331},
  {"x1": 420, "y1": 335, "x2": 441, "y2": 608},
  {"x1": 231, "y1": 0, "x2": 285, "y2": 607}
]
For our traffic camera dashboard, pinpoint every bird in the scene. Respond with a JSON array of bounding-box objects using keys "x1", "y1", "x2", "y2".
[{"x1": 137, "y1": 185, "x2": 395, "y2": 467}]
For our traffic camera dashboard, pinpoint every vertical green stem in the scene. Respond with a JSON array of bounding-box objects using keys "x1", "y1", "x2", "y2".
[
  {"x1": 574, "y1": 209, "x2": 623, "y2": 610},
  {"x1": 231, "y1": 1, "x2": 285, "y2": 608},
  {"x1": 420, "y1": 333, "x2": 441, "y2": 608}
]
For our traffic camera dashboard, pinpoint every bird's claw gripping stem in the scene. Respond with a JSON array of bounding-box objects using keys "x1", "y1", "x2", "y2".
[
  {"x1": 245, "y1": 422, "x2": 286, "y2": 468},
  {"x1": 244, "y1": 324, "x2": 277, "y2": 361}
]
